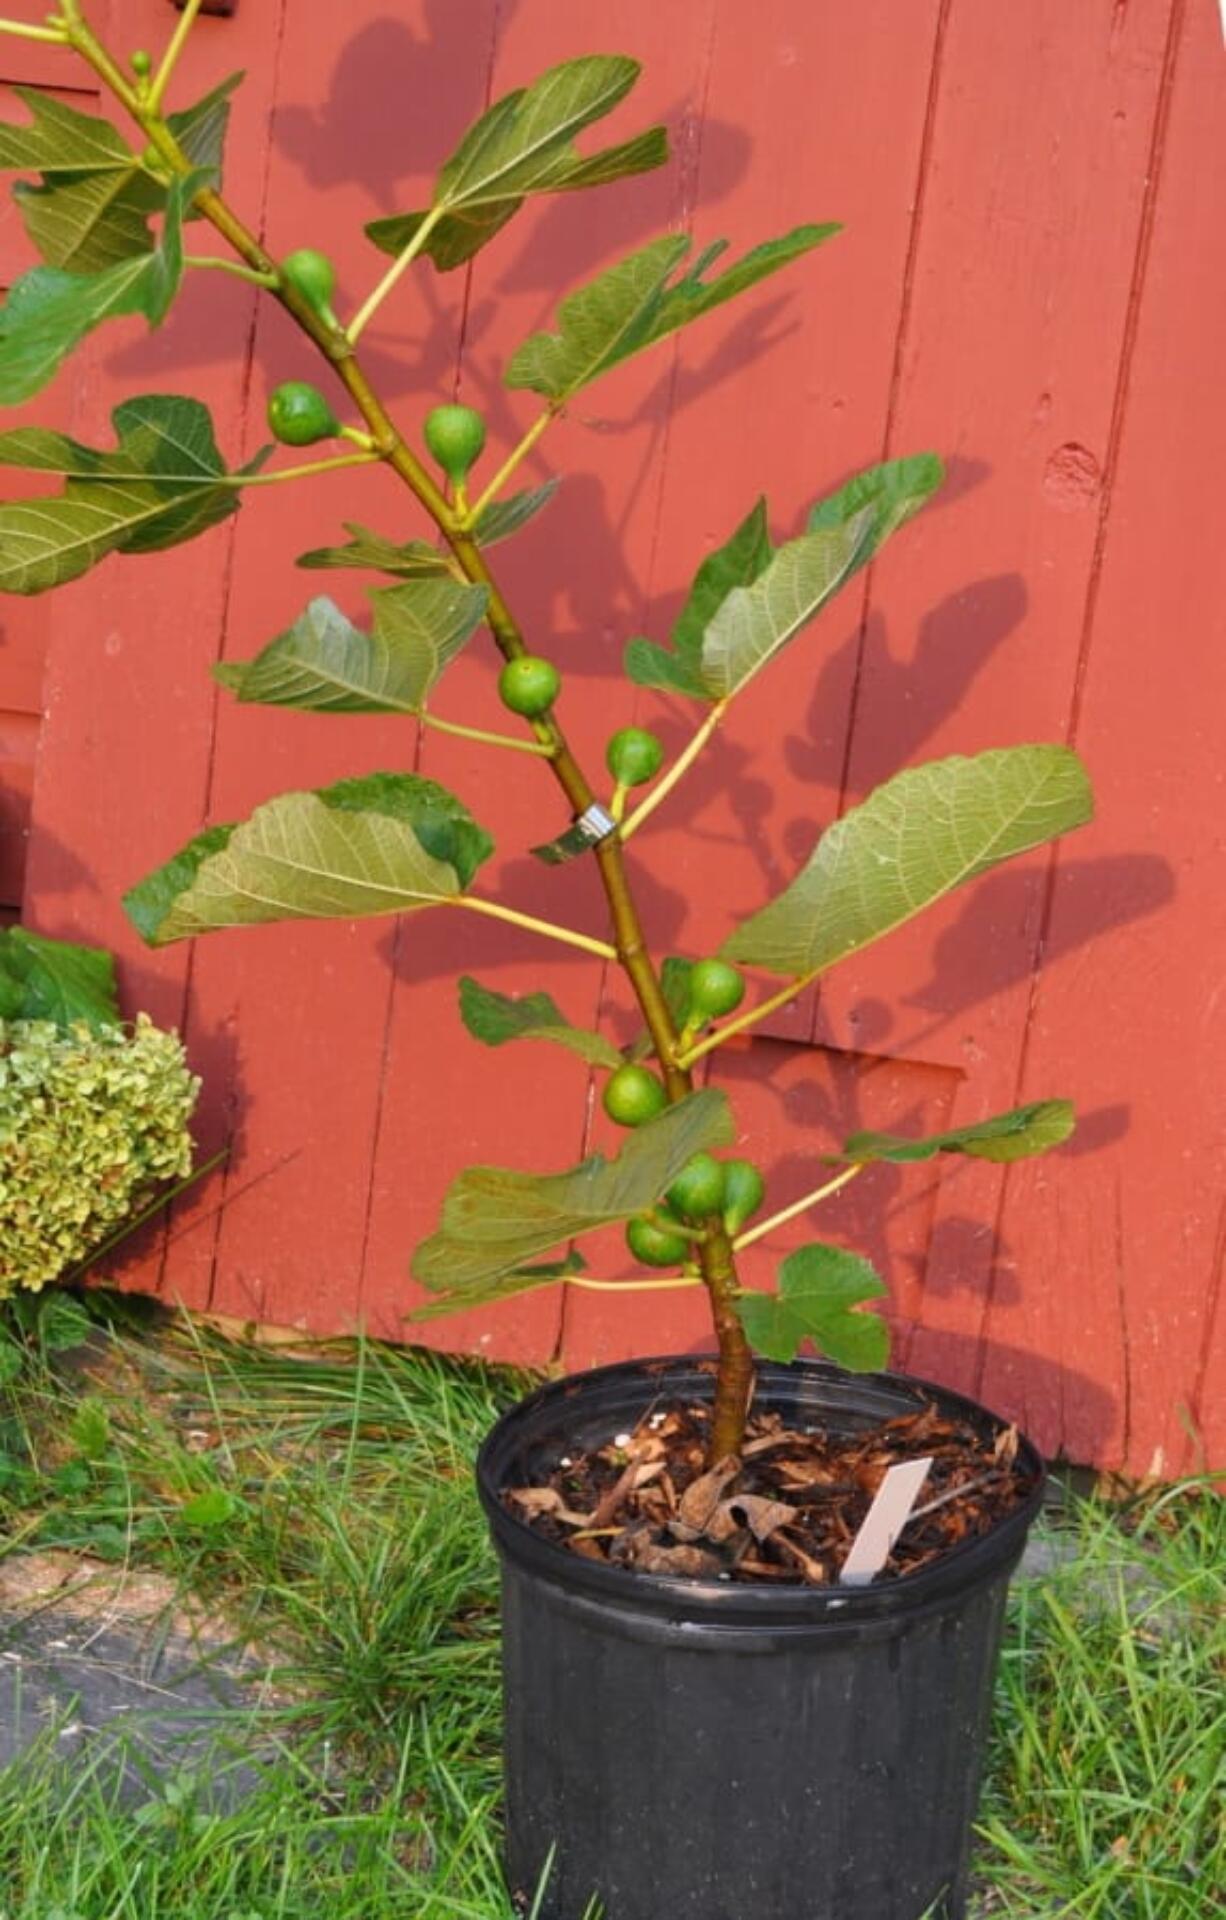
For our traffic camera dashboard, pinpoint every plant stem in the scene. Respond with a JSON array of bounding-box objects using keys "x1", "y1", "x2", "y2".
[
  {"x1": 234, "y1": 452, "x2": 382, "y2": 487},
  {"x1": 678, "y1": 975, "x2": 809, "y2": 1067},
  {"x1": 416, "y1": 710, "x2": 555, "y2": 756},
  {"x1": 61, "y1": 6, "x2": 759, "y2": 1463},
  {"x1": 465, "y1": 408, "x2": 557, "y2": 526},
  {"x1": 454, "y1": 897, "x2": 618, "y2": 962},
  {"x1": 349, "y1": 206, "x2": 445, "y2": 344},
  {"x1": 0, "y1": 18, "x2": 67, "y2": 42},
  {"x1": 732, "y1": 1165, "x2": 863, "y2": 1252},
  {"x1": 148, "y1": 0, "x2": 202, "y2": 111},
  {"x1": 185, "y1": 255, "x2": 279, "y2": 288},
  {"x1": 619, "y1": 700, "x2": 728, "y2": 840},
  {"x1": 568, "y1": 1273, "x2": 705, "y2": 1293},
  {"x1": 643, "y1": 1210, "x2": 709, "y2": 1244}
]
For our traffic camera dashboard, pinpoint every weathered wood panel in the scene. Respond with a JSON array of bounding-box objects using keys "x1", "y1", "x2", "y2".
[{"x1": 17, "y1": 0, "x2": 1222, "y2": 1472}]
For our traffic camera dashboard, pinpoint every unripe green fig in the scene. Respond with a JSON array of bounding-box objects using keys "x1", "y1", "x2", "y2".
[
  {"x1": 606, "y1": 726, "x2": 664, "y2": 788},
  {"x1": 722, "y1": 1159, "x2": 766, "y2": 1235},
  {"x1": 130, "y1": 49, "x2": 152, "y2": 77},
  {"x1": 688, "y1": 958, "x2": 746, "y2": 1019},
  {"x1": 281, "y1": 248, "x2": 339, "y2": 322},
  {"x1": 602, "y1": 1064, "x2": 667, "y2": 1128},
  {"x1": 498, "y1": 656, "x2": 560, "y2": 718},
  {"x1": 665, "y1": 1153, "x2": 727, "y2": 1222},
  {"x1": 626, "y1": 1215, "x2": 690, "y2": 1268},
  {"x1": 267, "y1": 381, "x2": 340, "y2": 448},
  {"x1": 424, "y1": 404, "x2": 486, "y2": 486}
]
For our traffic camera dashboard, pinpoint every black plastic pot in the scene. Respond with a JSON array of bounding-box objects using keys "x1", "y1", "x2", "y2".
[{"x1": 477, "y1": 1355, "x2": 1044, "y2": 1920}]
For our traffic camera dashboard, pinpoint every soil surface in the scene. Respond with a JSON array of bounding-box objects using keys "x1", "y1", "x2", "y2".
[{"x1": 508, "y1": 1398, "x2": 1037, "y2": 1585}]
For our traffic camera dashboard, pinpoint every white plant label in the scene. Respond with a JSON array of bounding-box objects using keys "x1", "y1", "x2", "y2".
[{"x1": 840, "y1": 1456, "x2": 933, "y2": 1587}]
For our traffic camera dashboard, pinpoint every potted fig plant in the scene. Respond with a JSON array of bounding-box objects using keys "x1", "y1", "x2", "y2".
[{"x1": 0, "y1": 8, "x2": 1094, "y2": 1915}]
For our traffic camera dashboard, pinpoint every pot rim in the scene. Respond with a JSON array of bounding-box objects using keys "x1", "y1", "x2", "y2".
[{"x1": 477, "y1": 1354, "x2": 1046, "y2": 1629}]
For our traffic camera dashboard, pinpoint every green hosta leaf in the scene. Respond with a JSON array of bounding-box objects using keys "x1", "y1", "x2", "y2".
[
  {"x1": 123, "y1": 772, "x2": 493, "y2": 948},
  {"x1": 366, "y1": 55, "x2": 666, "y2": 271},
  {"x1": 806, "y1": 452, "x2": 944, "y2": 558},
  {"x1": 458, "y1": 974, "x2": 622, "y2": 1069},
  {"x1": 625, "y1": 498, "x2": 774, "y2": 700},
  {"x1": 472, "y1": 478, "x2": 560, "y2": 546},
  {"x1": 735, "y1": 1244, "x2": 889, "y2": 1370},
  {"x1": 723, "y1": 745, "x2": 1094, "y2": 980},
  {"x1": 8, "y1": 77, "x2": 240, "y2": 275},
  {"x1": 216, "y1": 580, "x2": 488, "y2": 714},
  {"x1": 178, "y1": 1488, "x2": 241, "y2": 1531},
  {"x1": 412, "y1": 1088, "x2": 734, "y2": 1296},
  {"x1": 697, "y1": 509, "x2": 876, "y2": 699},
  {"x1": 0, "y1": 170, "x2": 201, "y2": 405},
  {"x1": 0, "y1": 928, "x2": 119, "y2": 1030},
  {"x1": 408, "y1": 1249, "x2": 588, "y2": 1322},
  {"x1": 842, "y1": 1099, "x2": 1076, "y2": 1166},
  {"x1": 507, "y1": 225, "x2": 838, "y2": 403},
  {"x1": 296, "y1": 522, "x2": 451, "y2": 579},
  {"x1": 0, "y1": 394, "x2": 257, "y2": 595}
]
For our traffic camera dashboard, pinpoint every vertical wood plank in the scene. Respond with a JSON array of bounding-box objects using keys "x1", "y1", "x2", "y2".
[
  {"x1": 23, "y1": 0, "x2": 290, "y2": 1291},
  {"x1": 364, "y1": 0, "x2": 717, "y2": 1357},
  {"x1": 987, "y1": 0, "x2": 1226, "y2": 1475},
  {"x1": 557, "y1": 0, "x2": 948, "y2": 1365},
  {"x1": 12, "y1": 0, "x2": 1222, "y2": 1474},
  {"x1": 812, "y1": 0, "x2": 1175, "y2": 1465},
  {"x1": 168, "y1": 0, "x2": 509, "y2": 1336}
]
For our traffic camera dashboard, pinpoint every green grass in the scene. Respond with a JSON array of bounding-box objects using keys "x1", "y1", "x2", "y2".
[{"x1": 1, "y1": 1299, "x2": 1221, "y2": 1918}]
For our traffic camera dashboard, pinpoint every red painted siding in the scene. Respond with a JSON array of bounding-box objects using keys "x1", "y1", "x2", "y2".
[{"x1": 17, "y1": 0, "x2": 1225, "y2": 1474}]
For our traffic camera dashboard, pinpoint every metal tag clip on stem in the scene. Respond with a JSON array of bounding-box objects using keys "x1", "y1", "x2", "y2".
[{"x1": 531, "y1": 803, "x2": 619, "y2": 866}]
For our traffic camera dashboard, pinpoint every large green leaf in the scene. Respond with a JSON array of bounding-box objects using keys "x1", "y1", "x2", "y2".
[
  {"x1": 842, "y1": 1099, "x2": 1076, "y2": 1166},
  {"x1": 366, "y1": 56, "x2": 666, "y2": 272},
  {"x1": 0, "y1": 393, "x2": 257, "y2": 595},
  {"x1": 0, "y1": 928, "x2": 119, "y2": 1031},
  {"x1": 296, "y1": 522, "x2": 452, "y2": 580},
  {"x1": 806, "y1": 452, "x2": 944, "y2": 558},
  {"x1": 215, "y1": 580, "x2": 488, "y2": 714},
  {"x1": 408, "y1": 1250, "x2": 588, "y2": 1323},
  {"x1": 0, "y1": 170, "x2": 200, "y2": 405},
  {"x1": 14, "y1": 164, "x2": 162, "y2": 278},
  {"x1": 472, "y1": 478, "x2": 560, "y2": 547},
  {"x1": 722, "y1": 746, "x2": 1094, "y2": 980},
  {"x1": 631, "y1": 493, "x2": 876, "y2": 705},
  {"x1": 0, "y1": 88, "x2": 133, "y2": 176},
  {"x1": 694, "y1": 509, "x2": 875, "y2": 700},
  {"x1": 625, "y1": 497, "x2": 773, "y2": 699},
  {"x1": 7, "y1": 77, "x2": 240, "y2": 275},
  {"x1": 507, "y1": 225, "x2": 838, "y2": 403},
  {"x1": 735, "y1": 1244, "x2": 889, "y2": 1370},
  {"x1": 458, "y1": 974, "x2": 622, "y2": 1069},
  {"x1": 411, "y1": 1088, "x2": 734, "y2": 1297},
  {"x1": 123, "y1": 773, "x2": 493, "y2": 948},
  {"x1": 169, "y1": 73, "x2": 242, "y2": 182}
]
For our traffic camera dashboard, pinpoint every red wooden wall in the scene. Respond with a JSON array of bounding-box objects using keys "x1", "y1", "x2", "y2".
[{"x1": 10, "y1": 0, "x2": 1224, "y2": 1476}]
